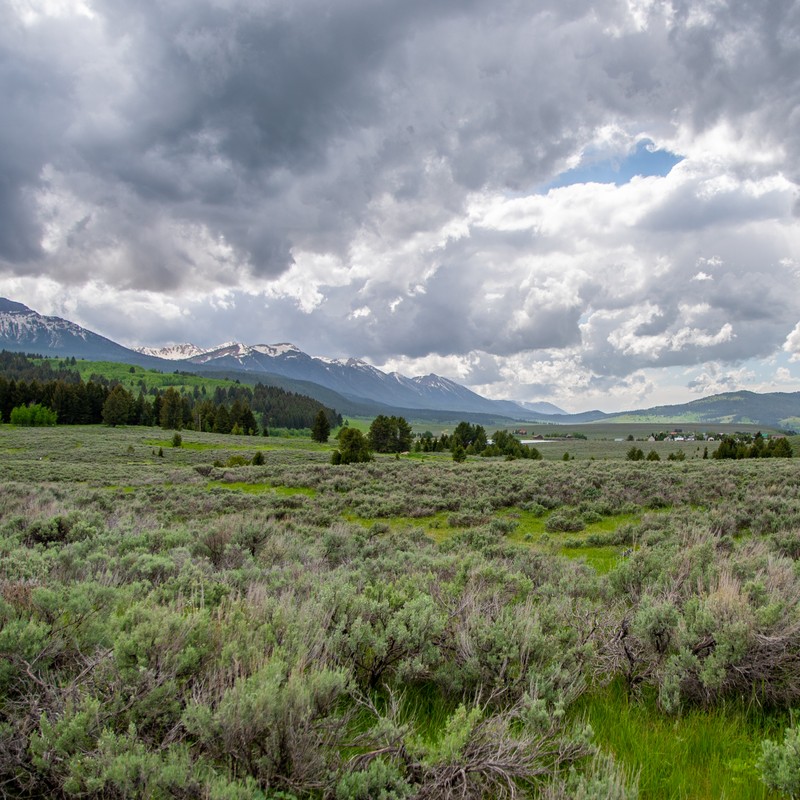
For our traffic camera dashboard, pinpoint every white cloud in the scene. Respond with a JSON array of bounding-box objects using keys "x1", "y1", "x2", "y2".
[
  {"x1": 348, "y1": 306, "x2": 371, "y2": 320},
  {"x1": 783, "y1": 323, "x2": 800, "y2": 362},
  {"x1": 10, "y1": 0, "x2": 93, "y2": 25}
]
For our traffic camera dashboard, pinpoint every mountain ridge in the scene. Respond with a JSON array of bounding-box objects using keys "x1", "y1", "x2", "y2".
[
  {"x1": 531, "y1": 390, "x2": 800, "y2": 430},
  {"x1": 0, "y1": 298, "x2": 545, "y2": 418}
]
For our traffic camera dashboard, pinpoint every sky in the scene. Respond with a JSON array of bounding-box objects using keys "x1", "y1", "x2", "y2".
[{"x1": 1, "y1": 0, "x2": 799, "y2": 413}]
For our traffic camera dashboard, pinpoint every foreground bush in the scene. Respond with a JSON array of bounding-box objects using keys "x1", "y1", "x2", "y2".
[{"x1": 759, "y1": 723, "x2": 800, "y2": 797}]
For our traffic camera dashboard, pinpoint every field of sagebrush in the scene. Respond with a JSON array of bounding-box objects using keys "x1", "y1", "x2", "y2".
[{"x1": 2, "y1": 425, "x2": 799, "y2": 799}]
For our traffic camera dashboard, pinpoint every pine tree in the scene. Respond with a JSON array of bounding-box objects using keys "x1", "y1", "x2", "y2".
[
  {"x1": 102, "y1": 384, "x2": 132, "y2": 427},
  {"x1": 312, "y1": 409, "x2": 331, "y2": 443},
  {"x1": 159, "y1": 388, "x2": 183, "y2": 430},
  {"x1": 333, "y1": 428, "x2": 372, "y2": 464}
]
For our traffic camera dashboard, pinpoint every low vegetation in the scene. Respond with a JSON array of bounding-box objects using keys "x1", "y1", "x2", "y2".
[{"x1": 2, "y1": 422, "x2": 800, "y2": 798}]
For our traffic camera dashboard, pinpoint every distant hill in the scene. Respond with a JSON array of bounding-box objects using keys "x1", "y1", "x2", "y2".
[
  {"x1": 605, "y1": 390, "x2": 800, "y2": 429},
  {"x1": 518, "y1": 399, "x2": 569, "y2": 416},
  {"x1": 532, "y1": 391, "x2": 800, "y2": 430}
]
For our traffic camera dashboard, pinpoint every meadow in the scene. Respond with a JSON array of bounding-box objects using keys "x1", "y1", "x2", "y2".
[{"x1": 1, "y1": 424, "x2": 800, "y2": 798}]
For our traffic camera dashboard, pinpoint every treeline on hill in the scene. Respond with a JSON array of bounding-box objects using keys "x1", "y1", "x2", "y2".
[{"x1": 0, "y1": 351, "x2": 341, "y2": 433}]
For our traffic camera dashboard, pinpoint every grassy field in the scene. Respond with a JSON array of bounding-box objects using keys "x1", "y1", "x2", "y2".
[
  {"x1": 1, "y1": 423, "x2": 798, "y2": 798},
  {"x1": 41, "y1": 357, "x2": 240, "y2": 394}
]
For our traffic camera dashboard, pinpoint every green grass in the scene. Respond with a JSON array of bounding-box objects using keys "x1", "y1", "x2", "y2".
[
  {"x1": 48, "y1": 358, "x2": 239, "y2": 394},
  {"x1": 144, "y1": 438, "x2": 233, "y2": 451},
  {"x1": 575, "y1": 680, "x2": 786, "y2": 800},
  {"x1": 558, "y1": 544, "x2": 623, "y2": 573},
  {"x1": 343, "y1": 511, "x2": 453, "y2": 541},
  {"x1": 207, "y1": 481, "x2": 317, "y2": 497},
  {"x1": 343, "y1": 505, "x2": 641, "y2": 571}
]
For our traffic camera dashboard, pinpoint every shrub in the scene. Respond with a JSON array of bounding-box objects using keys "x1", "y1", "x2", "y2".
[
  {"x1": 489, "y1": 517, "x2": 519, "y2": 535},
  {"x1": 252, "y1": 451, "x2": 265, "y2": 466},
  {"x1": 10, "y1": 403, "x2": 57, "y2": 426},
  {"x1": 183, "y1": 658, "x2": 350, "y2": 791},
  {"x1": 521, "y1": 502, "x2": 548, "y2": 516},
  {"x1": 546, "y1": 511, "x2": 586, "y2": 533},
  {"x1": 542, "y1": 752, "x2": 640, "y2": 799},
  {"x1": 448, "y1": 511, "x2": 491, "y2": 528},
  {"x1": 759, "y1": 723, "x2": 800, "y2": 797},
  {"x1": 335, "y1": 758, "x2": 413, "y2": 800},
  {"x1": 171, "y1": 433, "x2": 182, "y2": 448}
]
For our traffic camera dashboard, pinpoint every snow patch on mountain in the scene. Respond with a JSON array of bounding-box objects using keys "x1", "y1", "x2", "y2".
[
  {"x1": 183, "y1": 341, "x2": 304, "y2": 364},
  {"x1": 134, "y1": 343, "x2": 205, "y2": 360},
  {"x1": 250, "y1": 343, "x2": 301, "y2": 357},
  {"x1": 0, "y1": 302, "x2": 90, "y2": 346}
]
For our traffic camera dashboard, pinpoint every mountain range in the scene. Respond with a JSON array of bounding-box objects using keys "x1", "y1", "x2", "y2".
[
  {"x1": 136, "y1": 339, "x2": 565, "y2": 418},
  {"x1": 2, "y1": 297, "x2": 799, "y2": 429},
  {"x1": 0, "y1": 298, "x2": 556, "y2": 419}
]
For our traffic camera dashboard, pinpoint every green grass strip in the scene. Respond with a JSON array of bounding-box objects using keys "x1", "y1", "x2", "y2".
[{"x1": 574, "y1": 679, "x2": 786, "y2": 799}]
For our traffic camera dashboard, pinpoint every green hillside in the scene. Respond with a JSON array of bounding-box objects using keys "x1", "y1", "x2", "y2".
[{"x1": 606, "y1": 390, "x2": 800, "y2": 429}]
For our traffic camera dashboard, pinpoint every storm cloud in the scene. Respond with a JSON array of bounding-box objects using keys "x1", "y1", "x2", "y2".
[{"x1": 2, "y1": 0, "x2": 799, "y2": 410}]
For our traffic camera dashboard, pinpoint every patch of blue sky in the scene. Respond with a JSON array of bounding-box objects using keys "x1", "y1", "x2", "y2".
[{"x1": 541, "y1": 139, "x2": 683, "y2": 192}]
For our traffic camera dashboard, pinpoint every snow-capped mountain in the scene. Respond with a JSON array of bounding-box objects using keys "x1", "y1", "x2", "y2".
[
  {"x1": 0, "y1": 298, "x2": 160, "y2": 364},
  {"x1": 0, "y1": 297, "x2": 544, "y2": 418},
  {"x1": 134, "y1": 343, "x2": 206, "y2": 360},
  {"x1": 178, "y1": 344, "x2": 533, "y2": 415},
  {"x1": 188, "y1": 342, "x2": 303, "y2": 363}
]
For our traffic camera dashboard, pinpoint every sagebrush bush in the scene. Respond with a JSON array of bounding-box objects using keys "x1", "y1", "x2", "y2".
[
  {"x1": 759, "y1": 723, "x2": 800, "y2": 797},
  {"x1": 546, "y1": 510, "x2": 586, "y2": 533}
]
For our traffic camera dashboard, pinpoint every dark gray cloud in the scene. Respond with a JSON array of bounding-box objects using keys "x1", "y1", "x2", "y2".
[{"x1": 2, "y1": 0, "x2": 799, "y2": 409}]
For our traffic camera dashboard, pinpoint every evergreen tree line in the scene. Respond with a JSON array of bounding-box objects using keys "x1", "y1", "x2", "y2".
[
  {"x1": 0, "y1": 376, "x2": 109, "y2": 425},
  {"x1": 0, "y1": 368, "x2": 341, "y2": 433},
  {"x1": 0, "y1": 350, "x2": 81, "y2": 383},
  {"x1": 330, "y1": 415, "x2": 510, "y2": 466},
  {"x1": 713, "y1": 433, "x2": 793, "y2": 459},
  {"x1": 414, "y1": 421, "x2": 541, "y2": 460}
]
